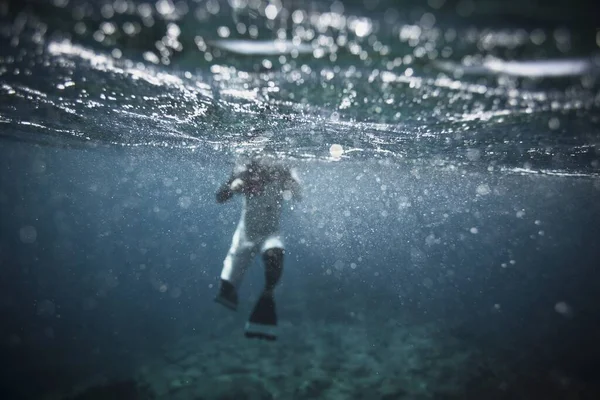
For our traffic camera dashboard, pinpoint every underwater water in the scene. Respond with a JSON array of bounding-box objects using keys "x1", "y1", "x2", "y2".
[{"x1": 1, "y1": 0, "x2": 600, "y2": 398}]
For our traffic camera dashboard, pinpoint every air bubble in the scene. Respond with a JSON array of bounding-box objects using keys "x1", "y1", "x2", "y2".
[{"x1": 329, "y1": 144, "x2": 344, "y2": 160}]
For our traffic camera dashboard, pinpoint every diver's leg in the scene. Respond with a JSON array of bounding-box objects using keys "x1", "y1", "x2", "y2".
[
  {"x1": 263, "y1": 247, "x2": 284, "y2": 296},
  {"x1": 216, "y1": 223, "x2": 255, "y2": 311},
  {"x1": 245, "y1": 237, "x2": 284, "y2": 341}
]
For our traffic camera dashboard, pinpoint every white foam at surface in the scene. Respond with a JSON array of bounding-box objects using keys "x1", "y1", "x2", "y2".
[
  {"x1": 210, "y1": 40, "x2": 314, "y2": 55},
  {"x1": 435, "y1": 57, "x2": 594, "y2": 77}
]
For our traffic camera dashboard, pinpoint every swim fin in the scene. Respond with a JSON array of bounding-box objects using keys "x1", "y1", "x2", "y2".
[
  {"x1": 214, "y1": 279, "x2": 238, "y2": 311},
  {"x1": 244, "y1": 293, "x2": 277, "y2": 341}
]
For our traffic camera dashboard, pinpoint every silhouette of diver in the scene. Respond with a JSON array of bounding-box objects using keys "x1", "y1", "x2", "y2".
[{"x1": 215, "y1": 157, "x2": 302, "y2": 340}]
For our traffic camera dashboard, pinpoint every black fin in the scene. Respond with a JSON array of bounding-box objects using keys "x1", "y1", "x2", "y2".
[
  {"x1": 244, "y1": 330, "x2": 277, "y2": 341},
  {"x1": 244, "y1": 294, "x2": 277, "y2": 340},
  {"x1": 214, "y1": 279, "x2": 238, "y2": 311}
]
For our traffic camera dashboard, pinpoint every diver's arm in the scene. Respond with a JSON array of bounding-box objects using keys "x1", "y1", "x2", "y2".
[
  {"x1": 216, "y1": 174, "x2": 246, "y2": 203},
  {"x1": 216, "y1": 179, "x2": 234, "y2": 203}
]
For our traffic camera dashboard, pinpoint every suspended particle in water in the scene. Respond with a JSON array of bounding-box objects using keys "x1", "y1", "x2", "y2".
[
  {"x1": 548, "y1": 117, "x2": 560, "y2": 130},
  {"x1": 476, "y1": 184, "x2": 491, "y2": 196},
  {"x1": 157, "y1": 0, "x2": 176, "y2": 16},
  {"x1": 329, "y1": 144, "x2": 344, "y2": 160},
  {"x1": 425, "y1": 233, "x2": 440, "y2": 246},
  {"x1": 313, "y1": 47, "x2": 326, "y2": 58},
  {"x1": 93, "y1": 30, "x2": 106, "y2": 43},
  {"x1": 554, "y1": 28, "x2": 571, "y2": 53},
  {"x1": 143, "y1": 51, "x2": 160, "y2": 64},
  {"x1": 248, "y1": 25, "x2": 258, "y2": 38},
  {"x1": 217, "y1": 26, "x2": 230, "y2": 38},
  {"x1": 466, "y1": 148, "x2": 481, "y2": 162},
  {"x1": 428, "y1": 0, "x2": 446, "y2": 10},
  {"x1": 101, "y1": 21, "x2": 116, "y2": 35},
  {"x1": 353, "y1": 18, "x2": 372, "y2": 38},
  {"x1": 53, "y1": 0, "x2": 69, "y2": 8},
  {"x1": 170, "y1": 287, "x2": 182, "y2": 299},
  {"x1": 470, "y1": 227, "x2": 478, "y2": 234},
  {"x1": 265, "y1": 4, "x2": 279, "y2": 20},
  {"x1": 554, "y1": 301, "x2": 573, "y2": 317},
  {"x1": 292, "y1": 10, "x2": 304, "y2": 24},
  {"x1": 178, "y1": 196, "x2": 192, "y2": 209},
  {"x1": 516, "y1": 210, "x2": 525, "y2": 218},
  {"x1": 420, "y1": 13, "x2": 436, "y2": 29},
  {"x1": 74, "y1": 22, "x2": 87, "y2": 35},
  {"x1": 100, "y1": 3, "x2": 114, "y2": 18},
  {"x1": 530, "y1": 29, "x2": 546, "y2": 45},
  {"x1": 31, "y1": 158, "x2": 46, "y2": 174},
  {"x1": 19, "y1": 225, "x2": 37, "y2": 243}
]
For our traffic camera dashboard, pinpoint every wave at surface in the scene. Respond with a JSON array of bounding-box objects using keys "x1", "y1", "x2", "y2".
[{"x1": 0, "y1": 0, "x2": 599, "y2": 176}]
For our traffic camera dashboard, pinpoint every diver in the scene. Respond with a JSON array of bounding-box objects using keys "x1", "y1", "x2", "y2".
[{"x1": 215, "y1": 157, "x2": 302, "y2": 341}]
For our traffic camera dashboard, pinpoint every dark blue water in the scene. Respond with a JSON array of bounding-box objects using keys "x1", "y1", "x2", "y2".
[{"x1": 1, "y1": 0, "x2": 600, "y2": 399}]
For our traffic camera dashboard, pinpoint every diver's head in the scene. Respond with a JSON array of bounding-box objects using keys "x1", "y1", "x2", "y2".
[{"x1": 234, "y1": 152, "x2": 284, "y2": 177}]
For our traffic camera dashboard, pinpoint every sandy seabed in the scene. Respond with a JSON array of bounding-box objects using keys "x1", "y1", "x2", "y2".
[{"x1": 52, "y1": 314, "x2": 597, "y2": 400}]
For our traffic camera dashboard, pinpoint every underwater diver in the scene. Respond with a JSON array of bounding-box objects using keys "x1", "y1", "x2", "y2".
[{"x1": 215, "y1": 157, "x2": 302, "y2": 340}]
